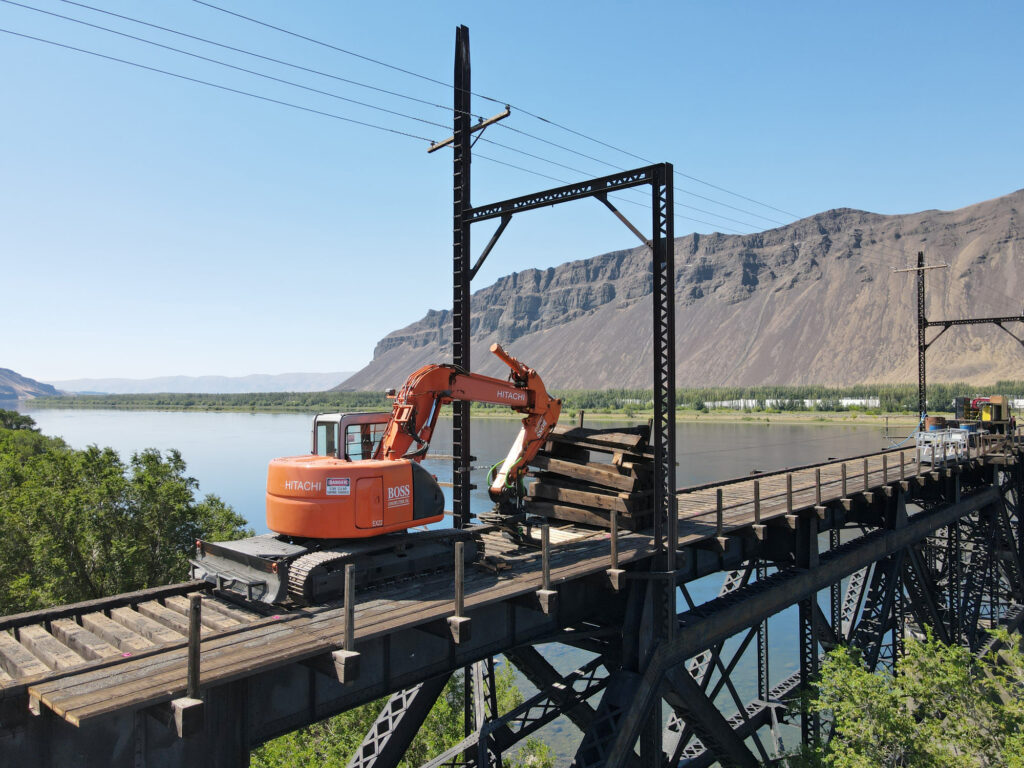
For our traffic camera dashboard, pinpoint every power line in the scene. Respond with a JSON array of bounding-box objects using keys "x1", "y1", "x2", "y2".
[
  {"x1": 0, "y1": 11, "x2": 765, "y2": 234},
  {"x1": 54, "y1": 0, "x2": 477, "y2": 120},
  {"x1": 192, "y1": 0, "x2": 801, "y2": 222},
  {"x1": 19, "y1": 0, "x2": 772, "y2": 233},
  {"x1": 193, "y1": 0, "x2": 455, "y2": 91},
  {"x1": 4, "y1": 0, "x2": 453, "y2": 133},
  {"x1": 0, "y1": 26, "x2": 435, "y2": 143}
]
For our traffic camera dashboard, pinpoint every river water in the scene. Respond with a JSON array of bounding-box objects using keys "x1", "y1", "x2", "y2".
[
  {"x1": 13, "y1": 405, "x2": 894, "y2": 758},
  {"x1": 16, "y1": 406, "x2": 891, "y2": 534}
]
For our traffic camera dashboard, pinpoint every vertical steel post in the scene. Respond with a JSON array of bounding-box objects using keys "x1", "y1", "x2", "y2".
[
  {"x1": 610, "y1": 510, "x2": 619, "y2": 570},
  {"x1": 830, "y1": 527, "x2": 842, "y2": 632},
  {"x1": 187, "y1": 594, "x2": 201, "y2": 699},
  {"x1": 756, "y1": 562, "x2": 769, "y2": 703},
  {"x1": 344, "y1": 563, "x2": 356, "y2": 652},
  {"x1": 541, "y1": 524, "x2": 551, "y2": 591},
  {"x1": 842, "y1": 463, "x2": 848, "y2": 498},
  {"x1": 454, "y1": 541, "x2": 465, "y2": 618},
  {"x1": 651, "y1": 164, "x2": 676, "y2": 568},
  {"x1": 452, "y1": 25, "x2": 472, "y2": 530},
  {"x1": 917, "y1": 251, "x2": 928, "y2": 419},
  {"x1": 754, "y1": 480, "x2": 761, "y2": 523},
  {"x1": 950, "y1": 523, "x2": 962, "y2": 643}
]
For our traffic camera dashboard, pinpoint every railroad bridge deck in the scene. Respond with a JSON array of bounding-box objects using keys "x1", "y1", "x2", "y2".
[{"x1": 2, "y1": 434, "x2": 1022, "y2": 768}]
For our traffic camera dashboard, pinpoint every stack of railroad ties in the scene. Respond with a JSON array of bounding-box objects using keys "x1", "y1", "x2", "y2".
[{"x1": 480, "y1": 422, "x2": 655, "y2": 563}]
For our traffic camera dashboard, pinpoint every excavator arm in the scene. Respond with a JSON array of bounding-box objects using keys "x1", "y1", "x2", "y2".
[{"x1": 378, "y1": 343, "x2": 561, "y2": 500}]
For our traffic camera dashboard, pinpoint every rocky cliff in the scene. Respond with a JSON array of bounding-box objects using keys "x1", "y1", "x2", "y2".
[
  {"x1": 339, "y1": 189, "x2": 1024, "y2": 390},
  {"x1": 0, "y1": 369, "x2": 61, "y2": 399}
]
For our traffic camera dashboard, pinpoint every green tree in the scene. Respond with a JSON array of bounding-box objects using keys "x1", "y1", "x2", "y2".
[
  {"x1": 802, "y1": 630, "x2": 1024, "y2": 767},
  {"x1": 0, "y1": 421, "x2": 251, "y2": 613},
  {"x1": 0, "y1": 408, "x2": 38, "y2": 431},
  {"x1": 251, "y1": 663, "x2": 555, "y2": 768}
]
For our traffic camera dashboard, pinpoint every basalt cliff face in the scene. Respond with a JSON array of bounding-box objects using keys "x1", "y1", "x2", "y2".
[{"x1": 339, "y1": 190, "x2": 1023, "y2": 391}]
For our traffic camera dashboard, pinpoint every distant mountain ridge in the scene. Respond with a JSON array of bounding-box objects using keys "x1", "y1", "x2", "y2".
[
  {"x1": 339, "y1": 189, "x2": 1024, "y2": 390},
  {"x1": 0, "y1": 368, "x2": 61, "y2": 399},
  {"x1": 49, "y1": 372, "x2": 356, "y2": 394}
]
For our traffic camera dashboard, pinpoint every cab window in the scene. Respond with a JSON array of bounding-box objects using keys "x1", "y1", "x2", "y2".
[
  {"x1": 315, "y1": 422, "x2": 338, "y2": 457},
  {"x1": 345, "y1": 423, "x2": 387, "y2": 460}
]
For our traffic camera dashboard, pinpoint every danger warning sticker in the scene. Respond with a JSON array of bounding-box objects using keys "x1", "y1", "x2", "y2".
[{"x1": 326, "y1": 478, "x2": 351, "y2": 496}]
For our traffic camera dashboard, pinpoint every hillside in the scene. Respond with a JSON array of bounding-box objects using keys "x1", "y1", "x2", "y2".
[
  {"x1": 0, "y1": 369, "x2": 61, "y2": 399},
  {"x1": 48, "y1": 372, "x2": 355, "y2": 394},
  {"x1": 339, "y1": 189, "x2": 1024, "y2": 391}
]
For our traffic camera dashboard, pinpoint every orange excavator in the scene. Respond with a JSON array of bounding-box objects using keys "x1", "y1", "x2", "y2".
[{"x1": 192, "y1": 344, "x2": 560, "y2": 604}]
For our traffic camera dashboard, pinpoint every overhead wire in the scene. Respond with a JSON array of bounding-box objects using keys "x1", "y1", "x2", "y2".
[
  {"x1": 191, "y1": 0, "x2": 801, "y2": 223},
  {"x1": 4, "y1": 0, "x2": 455, "y2": 133},
  {"x1": 18, "y1": 0, "x2": 771, "y2": 234},
  {"x1": 72, "y1": 0, "x2": 789, "y2": 228},
  {"x1": 11, "y1": 1, "x2": 1019, "y2": 288},
  {"x1": 52, "y1": 0, "x2": 481, "y2": 120},
  {"x1": 0, "y1": 7, "x2": 744, "y2": 233},
  {"x1": 0, "y1": 26, "x2": 436, "y2": 143}
]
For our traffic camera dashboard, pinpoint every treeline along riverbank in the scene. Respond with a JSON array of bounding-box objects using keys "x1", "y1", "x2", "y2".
[{"x1": 28, "y1": 381, "x2": 1024, "y2": 415}]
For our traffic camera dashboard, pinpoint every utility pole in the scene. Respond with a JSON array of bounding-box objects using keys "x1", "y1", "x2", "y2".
[{"x1": 895, "y1": 252, "x2": 1024, "y2": 420}]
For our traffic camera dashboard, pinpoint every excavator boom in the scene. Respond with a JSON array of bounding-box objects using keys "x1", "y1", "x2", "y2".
[{"x1": 378, "y1": 343, "x2": 561, "y2": 498}]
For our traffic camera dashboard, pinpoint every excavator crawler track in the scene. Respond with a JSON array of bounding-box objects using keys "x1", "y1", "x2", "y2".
[
  {"x1": 278, "y1": 529, "x2": 481, "y2": 606},
  {"x1": 287, "y1": 550, "x2": 351, "y2": 605}
]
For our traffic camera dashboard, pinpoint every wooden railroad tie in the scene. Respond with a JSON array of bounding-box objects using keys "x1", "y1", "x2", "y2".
[{"x1": 524, "y1": 423, "x2": 655, "y2": 532}]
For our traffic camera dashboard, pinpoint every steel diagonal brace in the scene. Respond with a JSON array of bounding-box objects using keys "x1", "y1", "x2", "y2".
[
  {"x1": 504, "y1": 646, "x2": 599, "y2": 732},
  {"x1": 348, "y1": 673, "x2": 451, "y2": 768},
  {"x1": 601, "y1": 487, "x2": 999, "y2": 768},
  {"x1": 903, "y1": 546, "x2": 952, "y2": 644},
  {"x1": 419, "y1": 658, "x2": 609, "y2": 768},
  {"x1": 662, "y1": 667, "x2": 759, "y2": 768},
  {"x1": 595, "y1": 192, "x2": 651, "y2": 249}
]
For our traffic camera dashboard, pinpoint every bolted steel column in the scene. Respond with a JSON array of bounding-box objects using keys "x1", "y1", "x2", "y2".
[
  {"x1": 916, "y1": 251, "x2": 928, "y2": 419},
  {"x1": 452, "y1": 24, "x2": 472, "y2": 530},
  {"x1": 650, "y1": 163, "x2": 676, "y2": 564}
]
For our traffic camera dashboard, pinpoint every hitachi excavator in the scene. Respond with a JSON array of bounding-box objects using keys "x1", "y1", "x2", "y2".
[{"x1": 192, "y1": 344, "x2": 561, "y2": 605}]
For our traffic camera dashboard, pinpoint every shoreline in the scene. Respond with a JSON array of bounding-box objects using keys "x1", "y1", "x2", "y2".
[{"x1": 20, "y1": 400, "x2": 927, "y2": 427}]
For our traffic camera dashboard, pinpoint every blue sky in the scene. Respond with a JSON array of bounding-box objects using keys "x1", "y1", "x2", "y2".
[{"x1": 2, "y1": 1, "x2": 1021, "y2": 380}]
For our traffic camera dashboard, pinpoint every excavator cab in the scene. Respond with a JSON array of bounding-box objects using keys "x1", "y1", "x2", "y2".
[{"x1": 312, "y1": 413, "x2": 391, "y2": 460}]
